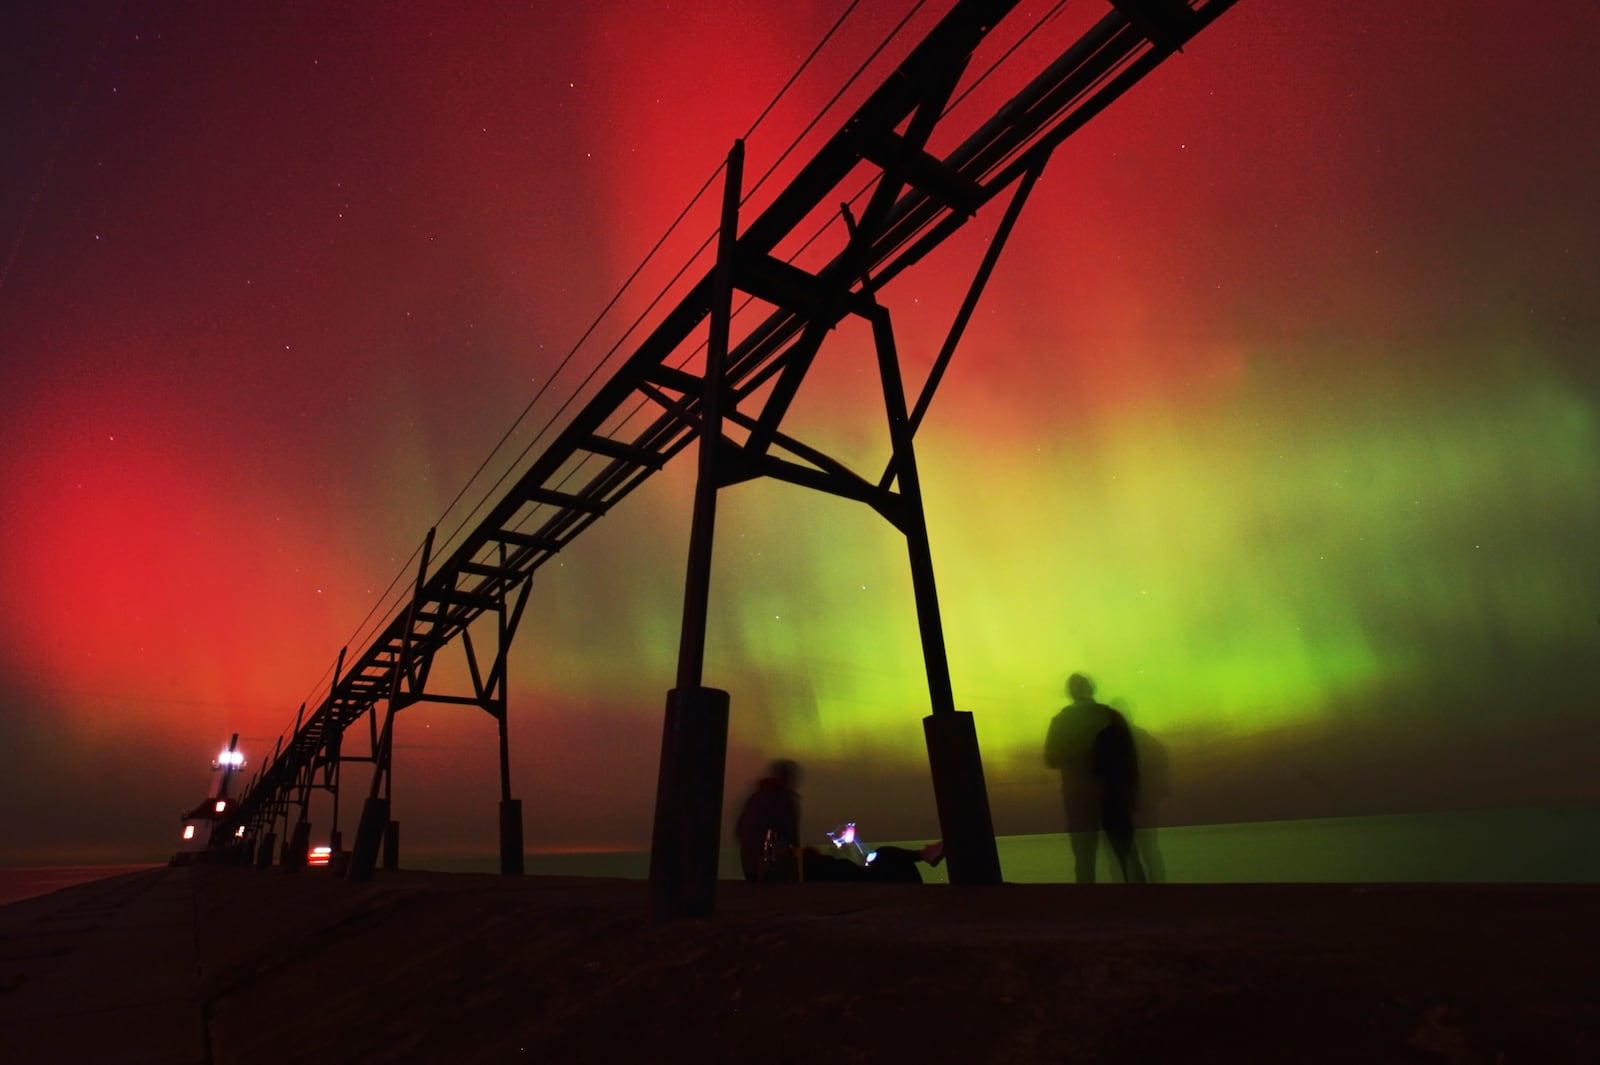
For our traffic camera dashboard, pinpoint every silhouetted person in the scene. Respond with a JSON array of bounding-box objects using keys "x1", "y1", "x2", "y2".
[
  {"x1": 735, "y1": 759, "x2": 801, "y2": 881},
  {"x1": 1123, "y1": 713, "x2": 1168, "y2": 883},
  {"x1": 1045, "y1": 673, "x2": 1146, "y2": 883}
]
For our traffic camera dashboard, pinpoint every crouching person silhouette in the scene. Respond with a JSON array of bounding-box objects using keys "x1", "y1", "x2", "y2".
[
  {"x1": 735, "y1": 758, "x2": 943, "y2": 884},
  {"x1": 736, "y1": 759, "x2": 802, "y2": 882}
]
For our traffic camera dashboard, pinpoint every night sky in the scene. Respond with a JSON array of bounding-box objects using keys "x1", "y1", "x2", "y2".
[{"x1": 2, "y1": 1, "x2": 1596, "y2": 866}]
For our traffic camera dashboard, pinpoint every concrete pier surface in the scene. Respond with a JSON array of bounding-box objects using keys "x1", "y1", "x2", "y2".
[{"x1": 2, "y1": 865, "x2": 1595, "y2": 1063}]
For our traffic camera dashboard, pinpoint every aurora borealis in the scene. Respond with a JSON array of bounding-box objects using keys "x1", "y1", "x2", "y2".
[{"x1": 2, "y1": 1, "x2": 1596, "y2": 865}]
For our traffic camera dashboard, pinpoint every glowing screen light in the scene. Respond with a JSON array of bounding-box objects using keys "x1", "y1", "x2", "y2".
[
  {"x1": 234, "y1": 826, "x2": 245, "y2": 837},
  {"x1": 182, "y1": 825, "x2": 195, "y2": 840},
  {"x1": 214, "y1": 800, "x2": 226, "y2": 813},
  {"x1": 826, "y1": 822, "x2": 871, "y2": 863}
]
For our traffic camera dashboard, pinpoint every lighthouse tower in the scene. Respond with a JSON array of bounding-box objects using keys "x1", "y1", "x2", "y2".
[{"x1": 175, "y1": 733, "x2": 245, "y2": 859}]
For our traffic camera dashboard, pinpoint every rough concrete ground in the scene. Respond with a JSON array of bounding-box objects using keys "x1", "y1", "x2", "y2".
[{"x1": 3, "y1": 866, "x2": 1596, "y2": 1064}]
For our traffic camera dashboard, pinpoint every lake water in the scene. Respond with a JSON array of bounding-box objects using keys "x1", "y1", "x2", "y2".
[
  {"x1": 0, "y1": 864, "x2": 163, "y2": 907},
  {"x1": 429, "y1": 805, "x2": 1600, "y2": 884},
  {"x1": 5, "y1": 806, "x2": 1593, "y2": 906}
]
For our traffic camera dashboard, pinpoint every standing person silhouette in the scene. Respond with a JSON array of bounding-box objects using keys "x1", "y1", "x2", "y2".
[{"x1": 1044, "y1": 673, "x2": 1146, "y2": 883}]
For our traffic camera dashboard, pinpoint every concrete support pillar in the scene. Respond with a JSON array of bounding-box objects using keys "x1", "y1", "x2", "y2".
[
  {"x1": 346, "y1": 797, "x2": 389, "y2": 883},
  {"x1": 256, "y1": 831, "x2": 275, "y2": 868},
  {"x1": 500, "y1": 799, "x2": 525, "y2": 876},
  {"x1": 924, "y1": 710, "x2": 1002, "y2": 885},
  {"x1": 383, "y1": 820, "x2": 400, "y2": 871},
  {"x1": 648, "y1": 686, "x2": 730, "y2": 922},
  {"x1": 284, "y1": 820, "x2": 311, "y2": 872}
]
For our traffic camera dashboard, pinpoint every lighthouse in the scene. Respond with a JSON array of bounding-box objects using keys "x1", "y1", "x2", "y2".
[{"x1": 174, "y1": 733, "x2": 245, "y2": 861}]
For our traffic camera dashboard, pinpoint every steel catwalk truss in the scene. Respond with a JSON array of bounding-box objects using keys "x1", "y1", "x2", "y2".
[{"x1": 217, "y1": 0, "x2": 1240, "y2": 862}]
